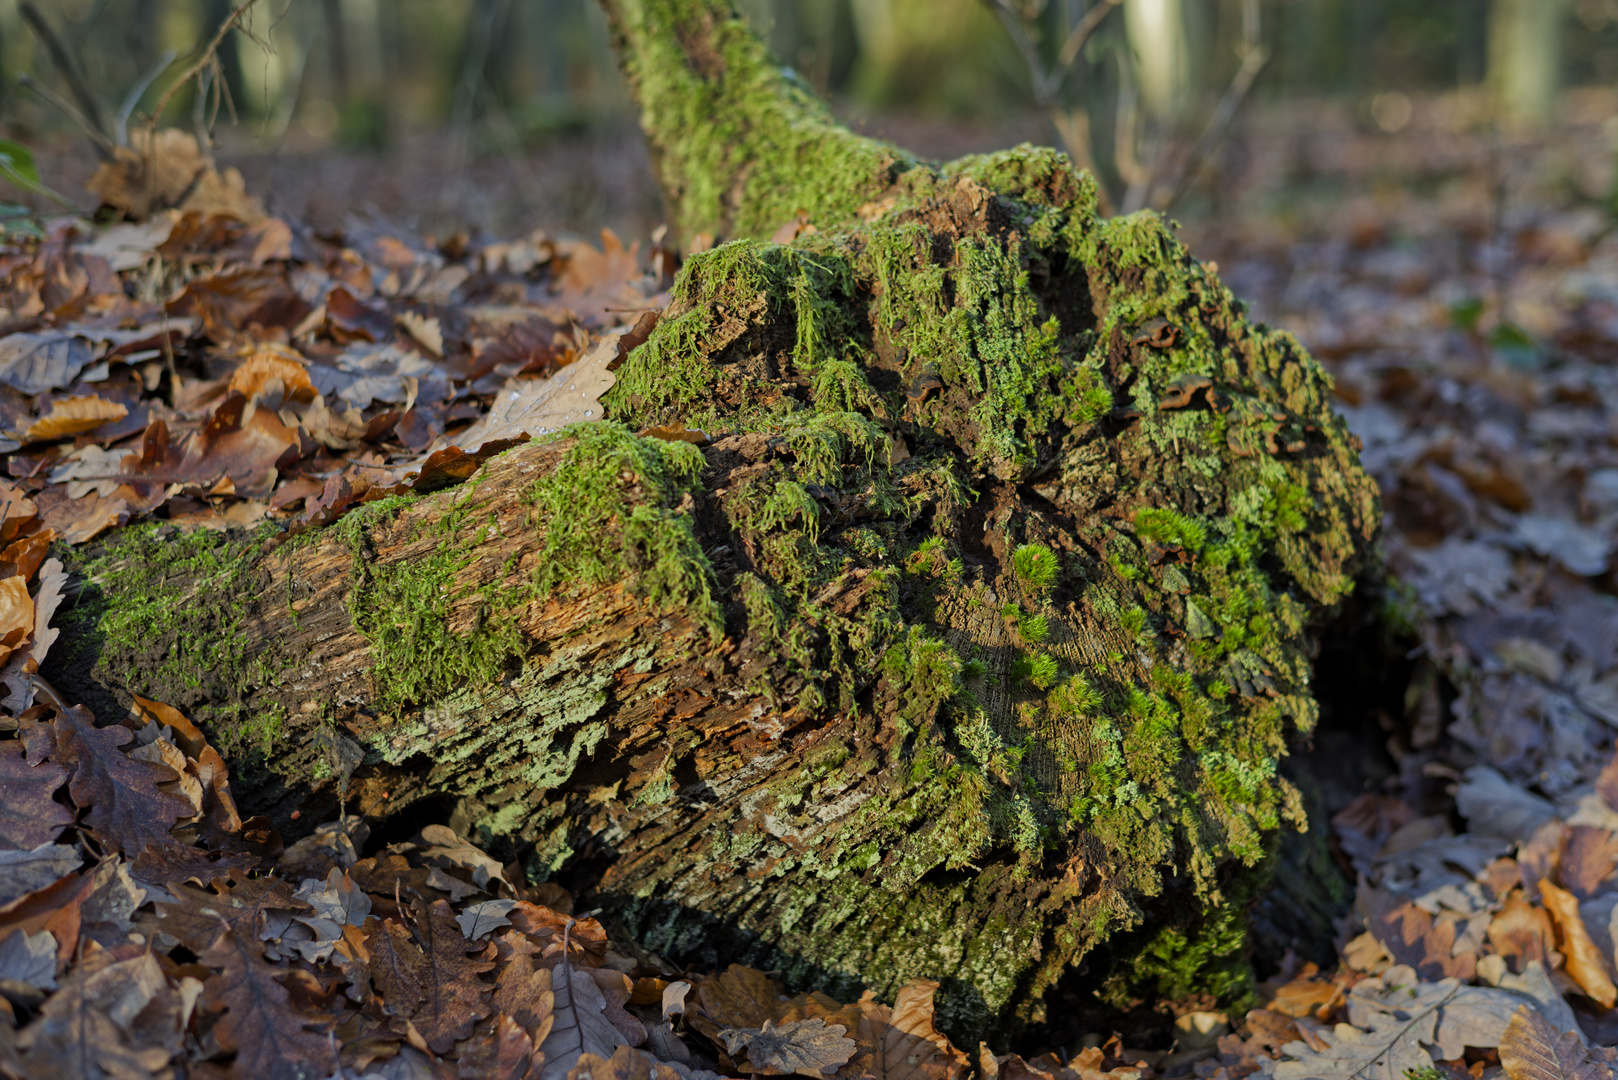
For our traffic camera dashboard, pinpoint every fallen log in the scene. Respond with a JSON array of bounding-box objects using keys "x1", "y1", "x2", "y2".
[{"x1": 45, "y1": 0, "x2": 1380, "y2": 1042}]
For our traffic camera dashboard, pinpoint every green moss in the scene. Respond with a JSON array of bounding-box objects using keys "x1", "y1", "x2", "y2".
[
  {"x1": 1012, "y1": 543, "x2": 1059, "y2": 593},
  {"x1": 606, "y1": 0, "x2": 923, "y2": 242},
  {"x1": 1013, "y1": 652, "x2": 1059, "y2": 691},
  {"x1": 340, "y1": 491, "x2": 525, "y2": 717},
  {"x1": 52, "y1": 523, "x2": 294, "y2": 758},
  {"x1": 527, "y1": 423, "x2": 719, "y2": 629}
]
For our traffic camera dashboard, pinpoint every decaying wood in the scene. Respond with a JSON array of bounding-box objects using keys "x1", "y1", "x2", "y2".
[{"x1": 47, "y1": 0, "x2": 1381, "y2": 1042}]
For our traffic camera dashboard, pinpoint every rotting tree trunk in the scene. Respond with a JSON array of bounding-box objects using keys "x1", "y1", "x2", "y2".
[{"x1": 48, "y1": 0, "x2": 1379, "y2": 1044}]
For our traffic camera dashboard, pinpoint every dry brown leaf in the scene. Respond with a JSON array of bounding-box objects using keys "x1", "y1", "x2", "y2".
[
  {"x1": 0, "y1": 529, "x2": 56, "y2": 583},
  {"x1": 1268, "y1": 974, "x2": 1346, "y2": 1019},
  {"x1": 722, "y1": 1017, "x2": 858, "y2": 1079},
  {"x1": 52, "y1": 704, "x2": 197, "y2": 855},
  {"x1": 442, "y1": 334, "x2": 618, "y2": 454},
  {"x1": 228, "y1": 342, "x2": 316, "y2": 405},
  {"x1": 0, "y1": 482, "x2": 38, "y2": 539},
  {"x1": 0, "y1": 575, "x2": 31, "y2": 664},
  {"x1": 87, "y1": 129, "x2": 207, "y2": 218},
  {"x1": 839, "y1": 981, "x2": 970, "y2": 1080},
  {"x1": 23, "y1": 395, "x2": 128, "y2": 442},
  {"x1": 458, "y1": 1013, "x2": 540, "y2": 1080},
  {"x1": 1540, "y1": 879, "x2": 1617, "y2": 1007},
  {"x1": 1490, "y1": 893, "x2": 1563, "y2": 972},
  {"x1": 201, "y1": 927, "x2": 331, "y2": 1076},
  {"x1": 1498, "y1": 1004, "x2": 1608, "y2": 1080},
  {"x1": 0, "y1": 741, "x2": 72, "y2": 852},
  {"x1": 397, "y1": 310, "x2": 445, "y2": 357},
  {"x1": 1368, "y1": 893, "x2": 1478, "y2": 981},
  {"x1": 1560, "y1": 826, "x2": 1618, "y2": 900},
  {"x1": 691, "y1": 964, "x2": 782, "y2": 1039},
  {"x1": 567, "y1": 1045, "x2": 685, "y2": 1080}
]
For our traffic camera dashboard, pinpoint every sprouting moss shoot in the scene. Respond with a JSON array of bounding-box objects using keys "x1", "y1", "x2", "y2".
[{"x1": 1012, "y1": 543, "x2": 1058, "y2": 592}]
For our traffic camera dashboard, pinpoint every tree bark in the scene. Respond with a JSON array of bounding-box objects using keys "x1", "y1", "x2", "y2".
[{"x1": 50, "y1": 0, "x2": 1379, "y2": 1043}]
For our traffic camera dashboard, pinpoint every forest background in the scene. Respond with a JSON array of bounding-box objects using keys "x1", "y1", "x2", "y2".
[{"x1": 0, "y1": 0, "x2": 1610, "y2": 245}]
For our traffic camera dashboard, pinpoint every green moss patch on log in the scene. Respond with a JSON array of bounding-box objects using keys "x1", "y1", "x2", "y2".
[{"x1": 594, "y1": 138, "x2": 1376, "y2": 1024}]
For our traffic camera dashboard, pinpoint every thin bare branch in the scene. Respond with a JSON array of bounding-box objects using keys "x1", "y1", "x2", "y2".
[
  {"x1": 17, "y1": 74, "x2": 116, "y2": 160},
  {"x1": 149, "y1": 0, "x2": 267, "y2": 129},
  {"x1": 116, "y1": 48, "x2": 178, "y2": 148},
  {"x1": 18, "y1": 1, "x2": 110, "y2": 150},
  {"x1": 983, "y1": 0, "x2": 1058, "y2": 107},
  {"x1": 1056, "y1": 0, "x2": 1122, "y2": 69},
  {"x1": 1164, "y1": 31, "x2": 1274, "y2": 213}
]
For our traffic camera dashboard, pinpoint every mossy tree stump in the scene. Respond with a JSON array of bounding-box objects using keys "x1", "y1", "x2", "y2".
[{"x1": 48, "y1": 0, "x2": 1378, "y2": 1043}]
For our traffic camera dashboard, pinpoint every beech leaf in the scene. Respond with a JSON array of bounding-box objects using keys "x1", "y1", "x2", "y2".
[
  {"x1": 537, "y1": 935, "x2": 633, "y2": 1080},
  {"x1": 1498, "y1": 1005, "x2": 1609, "y2": 1080},
  {"x1": 1539, "y1": 879, "x2": 1617, "y2": 1008}
]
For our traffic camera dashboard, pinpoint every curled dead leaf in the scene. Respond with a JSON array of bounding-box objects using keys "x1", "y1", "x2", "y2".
[
  {"x1": 23, "y1": 396, "x2": 128, "y2": 443},
  {"x1": 228, "y1": 343, "x2": 316, "y2": 405},
  {"x1": 0, "y1": 576, "x2": 32, "y2": 664},
  {"x1": 1539, "y1": 879, "x2": 1617, "y2": 1008}
]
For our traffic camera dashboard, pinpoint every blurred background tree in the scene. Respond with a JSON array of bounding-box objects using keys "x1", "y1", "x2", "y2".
[{"x1": 0, "y1": 0, "x2": 1614, "y2": 233}]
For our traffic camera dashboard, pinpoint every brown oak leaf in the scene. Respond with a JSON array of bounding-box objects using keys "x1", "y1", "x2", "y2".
[
  {"x1": 202, "y1": 927, "x2": 331, "y2": 1079},
  {"x1": 494, "y1": 953, "x2": 559, "y2": 1037},
  {"x1": 13, "y1": 954, "x2": 172, "y2": 1080},
  {"x1": 458, "y1": 1013, "x2": 541, "y2": 1080},
  {"x1": 1489, "y1": 893, "x2": 1563, "y2": 973},
  {"x1": 0, "y1": 739, "x2": 72, "y2": 851},
  {"x1": 367, "y1": 898, "x2": 494, "y2": 1054},
  {"x1": 150, "y1": 876, "x2": 310, "y2": 953},
  {"x1": 1366, "y1": 895, "x2": 1477, "y2": 981},
  {"x1": 721, "y1": 1017, "x2": 858, "y2": 1079},
  {"x1": 51, "y1": 704, "x2": 195, "y2": 854}
]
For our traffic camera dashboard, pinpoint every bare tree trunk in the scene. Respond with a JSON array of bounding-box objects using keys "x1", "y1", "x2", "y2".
[
  {"x1": 52, "y1": 0, "x2": 1379, "y2": 1043},
  {"x1": 1489, "y1": 0, "x2": 1571, "y2": 127}
]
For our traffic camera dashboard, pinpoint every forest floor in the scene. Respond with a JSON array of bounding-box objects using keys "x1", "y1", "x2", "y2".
[{"x1": 3, "y1": 90, "x2": 1618, "y2": 1080}]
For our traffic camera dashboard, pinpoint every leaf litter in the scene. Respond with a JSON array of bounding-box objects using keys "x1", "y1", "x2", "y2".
[{"x1": 5, "y1": 105, "x2": 1618, "y2": 1079}]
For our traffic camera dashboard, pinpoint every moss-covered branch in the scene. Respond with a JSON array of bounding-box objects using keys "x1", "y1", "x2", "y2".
[{"x1": 597, "y1": 0, "x2": 927, "y2": 242}]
